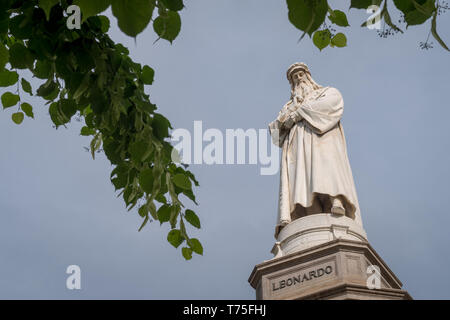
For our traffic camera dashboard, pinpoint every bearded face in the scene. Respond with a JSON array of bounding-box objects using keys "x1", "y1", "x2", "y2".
[{"x1": 290, "y1": 69, "x2": 314, "y2": 102}]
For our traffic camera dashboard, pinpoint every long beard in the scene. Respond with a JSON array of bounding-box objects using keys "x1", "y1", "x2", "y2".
[{"x1": 293, "y1": 81, "x2": 314, "y2": 101}]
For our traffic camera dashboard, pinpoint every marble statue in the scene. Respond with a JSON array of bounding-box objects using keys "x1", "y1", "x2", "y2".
[
  {"x1": 269, "y1": 63, "x2": 363, "y2": 237},
  {"x1": 250, "y1": 70, "x2": 409, "y2": 299}
]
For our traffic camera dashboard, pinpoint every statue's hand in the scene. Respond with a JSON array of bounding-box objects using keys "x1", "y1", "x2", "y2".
[
  {"x1": 283, "y1": 113, "x2": 297, "y2": 129},
  {"x1": 279, "y1": 100, "x2": 296, "y2": 121},
  {"x1": 292, "y1": 95, "x2": 304, "y2": 107}
]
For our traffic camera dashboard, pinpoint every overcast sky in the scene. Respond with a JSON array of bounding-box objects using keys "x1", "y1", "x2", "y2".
[{"x1": 0, "y1": 1, "x2": 449, "y2": 299}]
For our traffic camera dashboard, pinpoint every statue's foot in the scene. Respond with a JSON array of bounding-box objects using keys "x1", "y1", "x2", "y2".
[{"x1": 331, "y1": 198, "x2": 345, "y2": 215}]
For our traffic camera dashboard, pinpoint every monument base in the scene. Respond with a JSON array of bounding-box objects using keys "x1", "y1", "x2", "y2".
[
  {"x1": 248, "y1": 239, "x2": 411, "y2": 300},
  {"x1": 272, "y1": 213, "x2": 368, "y2": 257}
]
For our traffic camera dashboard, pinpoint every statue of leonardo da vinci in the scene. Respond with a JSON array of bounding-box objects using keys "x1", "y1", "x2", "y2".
[{"x1": 269, "y1": 63, "x2": 363, "y2": 237}]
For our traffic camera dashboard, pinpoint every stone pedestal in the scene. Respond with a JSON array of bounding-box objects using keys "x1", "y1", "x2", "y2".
[
  {"x1": 272, "y1": 214, "x2": 368, "y2": 258},
  {"x1": 249, "y1": 215, "x2": 411, "y2": 300}
]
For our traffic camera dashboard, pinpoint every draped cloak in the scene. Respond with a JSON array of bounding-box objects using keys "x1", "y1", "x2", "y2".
[{"x1": 269, "y1": 86, "x2": 363, "y2": 238}]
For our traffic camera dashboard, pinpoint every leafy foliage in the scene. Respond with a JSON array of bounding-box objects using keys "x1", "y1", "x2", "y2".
[
  {"x1": 1, "y1": 0, "x2": 202, "y2": 260},
  {"x1": 286, "y1": 0, "x2": 448, "y2": 51}
]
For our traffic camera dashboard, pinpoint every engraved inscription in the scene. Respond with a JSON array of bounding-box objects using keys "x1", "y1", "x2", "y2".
[{"x1": 271, "y1": 265, "x2": 333, "y2": 291}]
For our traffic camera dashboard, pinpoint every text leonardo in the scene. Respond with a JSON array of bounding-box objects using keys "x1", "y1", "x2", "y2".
[{"x1": 272, "y1": 265, "x2": 333, "y2": 291}]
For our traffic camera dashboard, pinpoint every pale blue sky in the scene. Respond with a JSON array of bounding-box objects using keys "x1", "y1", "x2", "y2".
[{"x1": 0, "y1": 1, "x2": 449, "y2": 299}]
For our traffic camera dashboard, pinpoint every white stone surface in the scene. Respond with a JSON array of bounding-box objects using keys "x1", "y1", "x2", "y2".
[{"x1": 273, "y1": 213, "x2": 368, "y2": 257}]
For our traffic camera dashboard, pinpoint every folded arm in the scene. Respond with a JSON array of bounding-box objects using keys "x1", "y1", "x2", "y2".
[
  {"x1": 268, "y1": 100, "x2": 296, "y2": 147},
  {"x1": 289, "y1": 87, "x2": 343, "y2": 134}
]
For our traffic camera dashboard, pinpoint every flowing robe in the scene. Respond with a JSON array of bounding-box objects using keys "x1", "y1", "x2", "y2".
[{"x1": 269, "y1": 86, "x2": 363, "y2": 237}]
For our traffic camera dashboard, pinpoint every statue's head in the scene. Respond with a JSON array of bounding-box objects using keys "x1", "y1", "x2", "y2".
[
  {"x1": 286, "y1": 62, "x2": 322, "y2": 98},
  {"x1": 287, "y1": 62, "x2": 310, "y2": 85}
]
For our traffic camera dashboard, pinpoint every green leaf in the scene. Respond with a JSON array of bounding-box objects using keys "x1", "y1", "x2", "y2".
[
  {"x1": 98, "y1": 15, "x2": 110, "y2": 33},
  {"x1": 21, "y1": 78, "x2": 32, "y2": 95},
  {"x1": 167, "y1": 229, "x2": 184, "y2": 248},
  {"x1": 139, "y1": 168, "x2": 154, "y2": 193},
  {"x1": 172, "y1": 173, "x2": 191, "y2": 190},
  {"x1": 129, "y1": 139, "x2": 152, "y2": 162},
  {"x1": 393, "y1": 0, "x2": 415, "y2": 13},
  {"x1": 43, "y1": 85, "x2": 59, "y2": 101},
  {"x1": 0, "y1": 70, "x2": 19, "y2": 87},
  {"x1": 161, "y1": 0, "x2": 184, "y2": 11},
  {"x1": 169, "y1": 204, "x2": 180, "y2": 228},
  {"x1": 328, "y1": 10, "x2": 349, "y2": 27},
  {"x1": 0, "y1": 11, "x2": 8, "y2": 38},
  {"x1": 141, "y1": 65, "x2": 154, "y2": 85},
  {"x1": 183, "y1": 189, "x2": 198, "y2": 205},
  {"x1": 152, "y1": 113, "x2": 171, "y2": 139},
  {"x1": 115, "y1": 43, "x2": 129, "y2": 55},
  {"x1": 153, "y1": 11, "x2": 181, "y2": 43},
  {"x1": 85, "y1": 112, "x2": 95, "y2": 128},
  {"x1": 37, "y1": 80, "x2": 57, "y2": 98},
  {"x1": 88, "y1": 87, "x2": 107, "y2": 114},
  {"x1": 405, "y1": 9, "x2": 433, "y2": 26},
  {"x1": 112, "y1": 0, "x2": 155, "y2": 37},
  {"x1": 182, "y1": 247, "x2": 192, "y2": 260},
  {"x1": 0, "y1": 43, "x2": 8, "y2": 69},
  {"x1": 9, "y1": 14, "x2": 33, "y2": 40},
  {"x1": 313, "y1": 29, "x2": 331, "y2": 51},
  {"x1": 49, "y1": 102, "x2": 63, "y2": 126},
  {"x1": 188, "y1": 238, "x2": 203, "y2": 255},
  {"x1": 431, "y1": 10, "x2": 449, "y2": 51},
  {"x1": 80, "y1": 126, "x2": 95, "y2": 136},
  {"x1": 1, "y1": 92, "x2": 20, "y2": 109},
  {"x1": 0, "y1": 0, "x2": 11, "y2": 12},
  {"x1": 350, "y1": 0, "x2": 382, "y2": 9},
  {"x1": 185, "y1": 170, "x2": 199, "y2": 187},
  {"x1": 73, "y1": 72, "x2": 90, "y2": 100},
  {"x1": 21, "y1": 103, "x2": 34, "y2": 118},
  {"x1": 331, "y1": 33, "x2": 347, "y2": 47},
  {"x1": 393, "y1": 0, "x2": 434, "y2": 26},
  {"x1": 138, "y1": 204, "x2": 148, "y2": 217},
  {"x1": 9, "y1": 43, "x2": 34, "y2": 70},
  {"x1": 74, "y1": 0, "x2": 110, "y2": 22},
  {"x1": 90, "y1": 133, "x2": 102, "y2": 159},
  {"x1": 33, "y1": 60, "x2": 53, "y2": 80},
  {"x1": 179, "y1": 216, "x2": 188, "y2": 238},
  {"x1": 155, "y1": 193, "x2": 167, "y2": 204},
  {"x1": 59, "y1": 99, "x2": 77, "y2": 120},
  {"x1": 111, "y1": 165, "x2": 128, "y2": 190},
  {"x1": 157, "y1": 204, "x2": 171, "y2": 223},
  {"x1": 287, "y1": 0, "x2": 328, "y2": 36},
  {"x1": 103, "y1": 139, "x2": 122, "y2": 164},
  {"x1": 38, "y1": 0, "x2": 60, "y2": 21},
  {"x1": 185, "y1": 209, "x2": 200, "y2": 228},
  {"x1": 148, "y1": 200, "x2": 158, "y2": 220},
  {"x1": 411, "y1": 0, "x2": 435, "y2": 16},
  {"x1": 11, "y1": 112, "x2": 24, "y2": 124}
]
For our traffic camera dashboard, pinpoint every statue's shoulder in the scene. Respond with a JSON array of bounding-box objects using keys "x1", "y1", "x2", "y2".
[
  {"x1": 321, "y1": 86, "x2": 337, "y2": 93},
  {"x1": 319, "y1": 86, "x2": 342, "y2": 98},
  {"x1": 311, "y1": 86, "x2": 333, "y2": 99}
]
